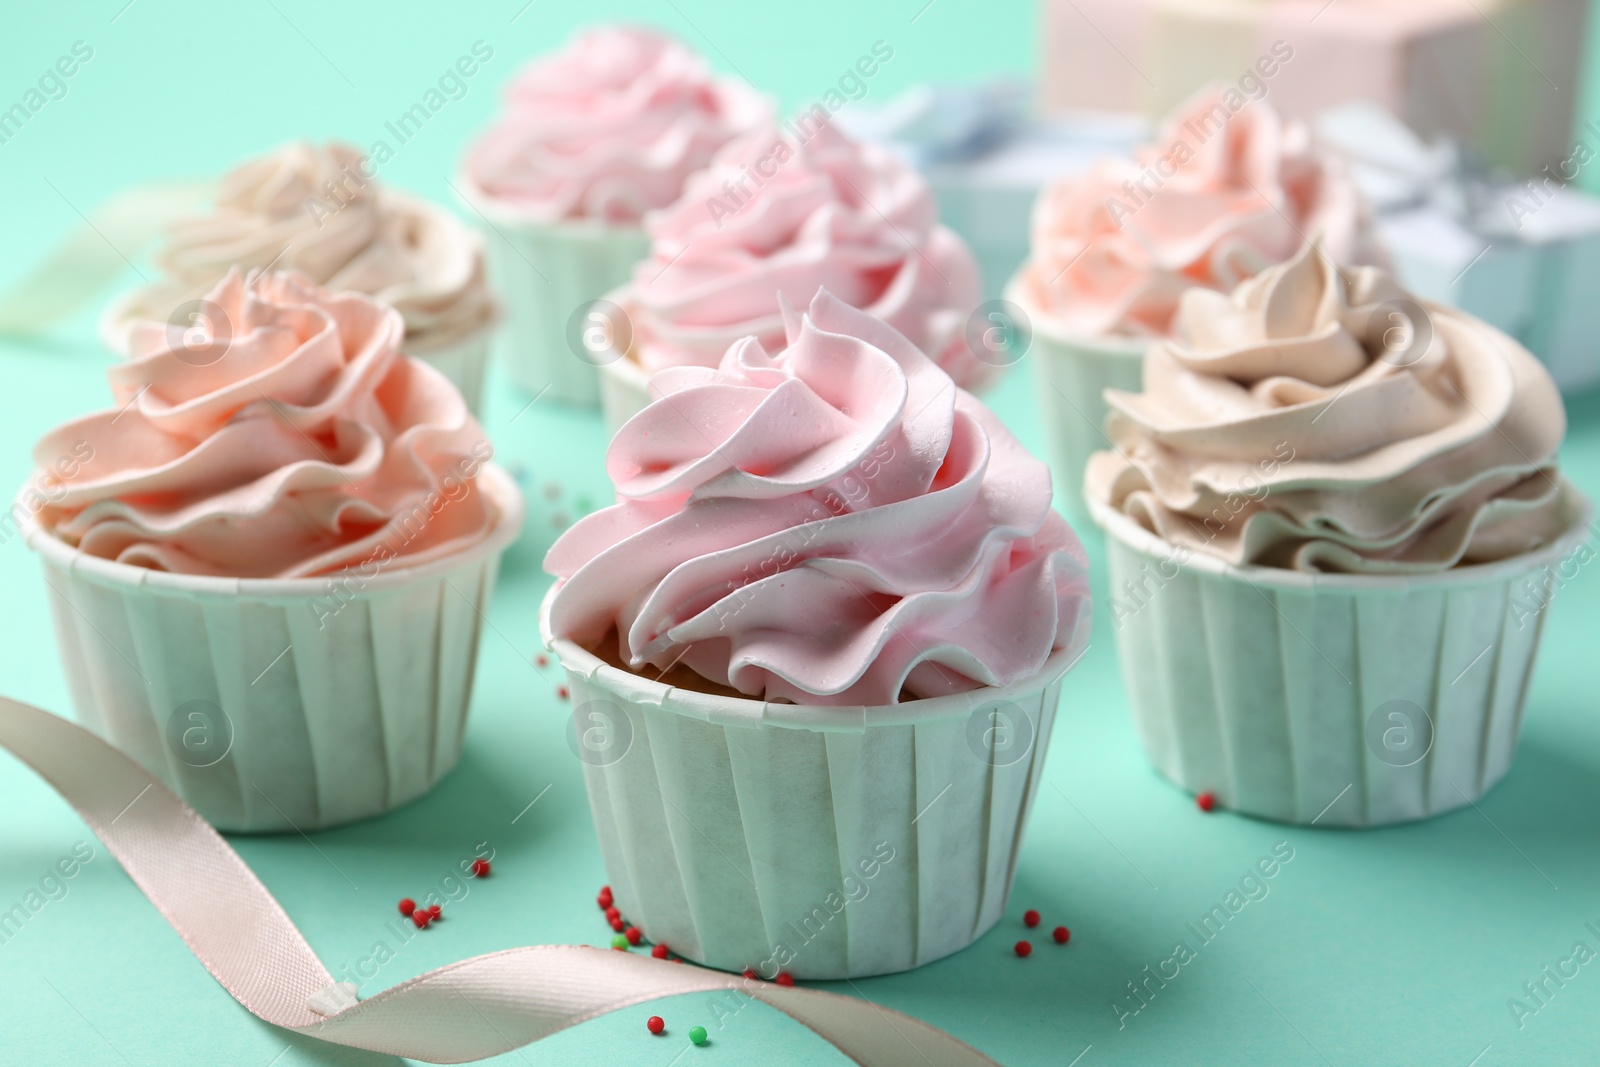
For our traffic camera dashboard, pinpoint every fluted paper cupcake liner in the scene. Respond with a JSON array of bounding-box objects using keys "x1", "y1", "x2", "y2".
[
  {"x1": 1009, "y1": 285, "x2": 1148, "y2": 520},
  {"x1": 541, "y1": 588, "x2": 1081, "y2": 979},
  {"x1": 599, "y1": 351, "x2": 651, "y2": 434},
  {"x1": 458, "y1": 186, "x2": 650, "y2": 408},
  {"x1": 22, "y1": 465, "x2": 524, "y2": 833},
  {"x1": 1091, "y1": 491, "x2": 1593, "y2": 827},
  {"x1": 404, "y1": 325, "x2": 493, "y2": 418}
]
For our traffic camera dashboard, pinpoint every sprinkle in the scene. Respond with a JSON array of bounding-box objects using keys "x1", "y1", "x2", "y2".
[
  {"x1": 1014, "y1": 941, "x2": 1032, "y2": 958},
  {"x1": 775, "y1": 972, "x2": 795, "y2": 986},
  {"x1": 652, "y1": 944, "x2": 670, "y2": 959},
  {"x1": 624, "y1": 926, "x2": 642, "y2": 946},
  {"x1": 610, "y1": 918, "x2": 625, "y2": 932},
  {"x1": 398, "y1": 897, "x2": 415, "y2": 916},
  {"x1": 742, "y1": 969, "x2": 758, "y2": 981},
  {"x1": 471, "y1": 858, "x2": 490, "y2": 878},
  {"x1": 536, "y1": 654, "x2": 549, "y2": 668},
  {"x1": 1197, "y1": 791, "x2": 1216, "y2": 812},
  {"x1": 428, "y1": 904, "x2": 442, "y2": 920},
  {"x1": 647, "y1": 1015, "x2": 665, "y2": 1035},
  {"x1": 412, "y1": 909, "x2": 431, "y2": 929},
  {"x1": 598, "y1": 886, "x2": 614, "y2": 909},
  {"x1": 1053, "y1": 926, "x2": 1071, "y2": 945},
  {"x1": 556, "y1": 686, "x2": 570, "y2": 700},
  {"x1": 605, "y1": 906, "x2": 621, "y2": 922},
  {"x1": 1023, "y1": 909, "x2": 1040, "y2": 928},
  {"x1": 611, "y1": 934, "x2": 629, "y2": 950},
  {"x1": 689, "y1": 1025, "x2": 709, "y2": 1046}
]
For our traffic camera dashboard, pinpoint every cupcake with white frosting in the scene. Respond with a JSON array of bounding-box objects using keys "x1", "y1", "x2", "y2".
[
  {"x1": 104, "y1": 142, "x2": 498, "y2": 413},
  {"x1": 1086, "y1": 242, "x2": 1589, "y2": 826}
]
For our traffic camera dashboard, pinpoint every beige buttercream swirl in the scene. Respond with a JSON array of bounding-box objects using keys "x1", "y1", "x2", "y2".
[{"x1": 1085, "y1": 243, "x2": 1575, "y2": 573}]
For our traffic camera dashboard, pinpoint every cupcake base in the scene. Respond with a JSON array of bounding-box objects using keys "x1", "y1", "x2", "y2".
[
  {"x1": 598, "y1": 352, "x2": 651, "y2": 434},
  {"x1": 541, "y1": 589, "x2": 1084, "y2": 978},
  {"x1": 405, "y1": 326, "x2": 492, "y2": 418},
  {"x1": 1091, "y1": 490, "x2": 1593, "y2": 827},
  {"x1": 22, "y1": 465, "x2": 525, "y2": 833}
]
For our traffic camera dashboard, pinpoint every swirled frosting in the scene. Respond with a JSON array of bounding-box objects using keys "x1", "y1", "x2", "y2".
[
  {"x1": 121, "y1": 142, "x2": 494, "y2": 352},
  {"x1": 1085, "y1": 242, "x2": 1573, "y2": 573},
  {"x1": 462, "y1": 26, "x2": 769, "y2": 224},
  {"x1": 1017, "y1": 86, "x2": 1382, "y2": 338},
  {"x1": 624, "y1": 121, "x2": 992, "y2": 389},
  {"x1": 33, "y1": 270, "x2": 505, "y2": 578},
  {"x1": 545, "y1": 290, "x2": 1091, "y2": 706}
]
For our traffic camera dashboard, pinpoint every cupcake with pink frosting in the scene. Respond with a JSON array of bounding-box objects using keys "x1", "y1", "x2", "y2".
[
  {"x1": 1008, "y1": 85, "x2": 1384, "y2": 514},
  {"x1": 105, "y1": 142, "x2": 498, "y2": 414},
  {"x1": 540, "y1": 290, "x2": 1091, "y2": 977},
  {"x1": 22, "y1": 269, "x2": 523, "y2": 832},
  {"x1": 595, "y1": 120, "x2": 990, "y2": 431},
  {"x1": 459, "y1": 25, "x2": 770, "y2": 405}
]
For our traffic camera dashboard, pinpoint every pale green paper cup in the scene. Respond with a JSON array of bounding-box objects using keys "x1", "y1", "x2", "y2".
[
  {"x1": 1007, "y1": 282, "x2": 1149, "y2": 520},
  {"x1": 598, "y1": 350, "x2": 651, "y2": 434},
  {"x1": 20, "y1": 464, "x2": 524, "y2": 833},
  {"x1": 541, "y1": 587, "x2": 1084, "y2": 978},
  {"x1": 457, "y1": 179, "x2": 651, "y2": 408},
  {"x1": 1090, "y1": 487, "x2": 1593, "y2": 827}
]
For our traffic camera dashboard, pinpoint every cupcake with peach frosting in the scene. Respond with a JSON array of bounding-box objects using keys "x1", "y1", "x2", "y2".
[
  {"x1": 458, "y1": 25, "x2": 770, "y2": 405},
  {"x1": 597, "y1": 121, "x2": 989, "y2": 429},
  {"x1": 23, "y1": 270, "x2": 522, "y2": 831},
  {"x1": 106, "y1": 142, "x2": 497, "y2": 411}
]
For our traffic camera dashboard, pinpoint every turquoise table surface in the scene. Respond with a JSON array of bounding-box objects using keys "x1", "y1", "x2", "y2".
[{"x1": 6, "y1": 3, "x2": 1600, "y2": 1065}]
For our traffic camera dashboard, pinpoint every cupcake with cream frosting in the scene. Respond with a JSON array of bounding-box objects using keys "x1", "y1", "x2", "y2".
[
  {"x1": 459, "y1": 25, "x2": 770, "y2": 405},
  {"x1": 541, "y1": 290, "x2": 1090, "y2": 976},
  {"x1": 595, "y1": 120, "x2": 990, "y2": 430},
  {"x1": 1008, "y1": 85, "x2": 1384, "y2": 514},
  {"x1": 1085, "y1": 242, "x2": 1588, "y2": 826},
  {"x1": 25, "y1": 269, "x2": 523, "y2": 831},
  {"x1": 104, "y1": 142, "x2": 497, "y2": 413}
]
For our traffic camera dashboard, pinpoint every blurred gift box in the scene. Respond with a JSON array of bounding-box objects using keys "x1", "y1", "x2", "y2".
[
  {"x1": 1319, "y1": 102, "x2": 1600, "y2": 394},
  {"x1": 835, "y1": 83, "x2": 1146, "y2": 297},
  {"x1": 1039, "y1": 0, "x2": 1589, "y2": 176}
]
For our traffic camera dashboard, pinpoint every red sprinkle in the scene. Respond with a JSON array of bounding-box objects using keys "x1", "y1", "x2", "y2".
[
  {"x1": 1014, "y1": 940, "x2": 1032, "y2": 958},
  {"x1": 742, "y1": 969, "x2": 758, "y2": 980},
  {"x1": 429, "y1": 904, "x2": 442, "y2": 920},
  {"x1": 624, "y1": 926, "x2": 642, "y2": 946},
  {"x1": 597, "y1": 889, "x2": 614, "y2": 909},
  {"x1": 471, "y1": 858, "x2": 491, "y2": 878},
  {"x1": 775, "y1": 972, "x2": 795, "y2": 987},
  {"x1": 647, "y1": 1015, "x2": 665, "y2": 1035},
  {"x1": 398, "y1": 897, "x2": 416, "y2": 916},
  {"x1": 556, "y1": 686, "x2": 570, "y2": 700},
  {"x1": 1053, "y1": 926, "x2": 1071, "y2": 945},
  {"x1": 1197, "y1": 791, "x2": 1216, "y2": 812},
  {"x1": 652, "y1": 944, "x2": 670, "y2": 959},
  {"x1": 605, "y1": 906, "x2": 621, "y2": 922},
  {"x1": 610, "y1": 918, "x2": 625, "y2": 932},
  {"x1": 1023, "y1": 909, "x2": 1041, "y2": 928},
  {"x1": 412, "y1": 909, "x2": 431, "y2": 929},
  {"x1": 536, "y1": 654, "x2": 549, "y2": 668}
]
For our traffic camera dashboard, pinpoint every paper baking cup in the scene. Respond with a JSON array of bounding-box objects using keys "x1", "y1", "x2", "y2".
[
  {"x1": 541, "y1": 589, "x2": 1082, "y2": 979},
  {"x1": 1009, "y1": 285, "x2": 1148, "y2": 519},
  {"x1": 21, "y1": 465, "x2": 524, "y2": 834},
  {"x1": 404, "y1": 326, "x2": 492, "y2": 418},
  {"x1": 599, "y1": 351, "x2": 651, "y2": 434},
  {"x1": 1091, "y1": 489, "x2": 1594, "y2": 828},
  {"x1": 459, "y1": 188, "x2": 650, "y2": 408}
]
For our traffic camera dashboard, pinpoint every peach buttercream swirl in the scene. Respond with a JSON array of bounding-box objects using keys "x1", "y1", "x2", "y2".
[
  {"x1": 545, "y1": 291, "x2": 1091, "y2": 706},
  {"x1": 462, "y1": 26, "x2": 769, "y2": 223},
  {"x1": 125, "y1": 142, "x2": 494, "y2": 352},
  {"x1": 34, "y1": 270, "x2": 503, "y2": 578},
  {"x1": 1085, "y1": 243, "x2": 1575, "y2": 573},
  {"x1": 1018, "y1": 86, "x2": 1381, "y2": 338},
  {"x1": 625, "y1": 121, "x2": 992, "y2": 390}
]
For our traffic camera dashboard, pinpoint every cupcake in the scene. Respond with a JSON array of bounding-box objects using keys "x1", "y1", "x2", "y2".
[
  {"x1": 1009, "y1": 85, "x2": 1384, "y2": 515},
  {"x1": 541, "y1": 290, "x2": 1091, "y2": 977},
  {"x1": 597, "y1": 120, "x2": 990, "y2": 432},
  {"x1": 1085, "y1": 242, "x2": 1589, "y2": 827},
  {"x1": 459, "y1": 26, "x2": 770, "y2": 406},
  {"x1": 104, "y1": 142, "x2": 498, "y2": 414},
  {"x1": 24, "y1": 269, "x2": 523, "y2": 832}
]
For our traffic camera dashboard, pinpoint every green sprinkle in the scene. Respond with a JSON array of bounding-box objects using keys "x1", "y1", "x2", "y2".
[
  {"x1": 689, "y1": 1026, "x2": 708, "y2": 1046},
  {"x1": 611, "y1": 934, "x2": 629, "y2": 949}
]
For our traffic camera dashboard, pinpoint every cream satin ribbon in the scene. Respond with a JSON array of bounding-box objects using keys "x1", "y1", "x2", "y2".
[
  {"x1": 0, "y1": 696, "x2": 997, "y2": 1066},
  {"x1": 0, "y1": 183, "x2": 210, "y2": 335}
]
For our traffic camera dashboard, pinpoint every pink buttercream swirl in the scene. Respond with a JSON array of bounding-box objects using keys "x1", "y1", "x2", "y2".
[
  {"x1": 545, "y1": 290, "x2": 1091, "y2": 706},
  {"x1": 31, "y1": 270, "x2": 504, "y2": 578},
  {"x1": 462, "y1": 26, "x2": 769, "y2": 224},
  {"x1": 1018, "y1": 85, "x2": 1382, "y2": 337},
  {"x1": 625, "y1": 121, "x2": 992, "y2": 389}
]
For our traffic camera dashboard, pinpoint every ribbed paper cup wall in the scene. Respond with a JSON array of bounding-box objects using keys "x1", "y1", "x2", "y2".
[
  {"x1": 541, "y1": 588, "x2": 1083, "y2": 979},
  {"x1": 1091, "y1": 491, "x2": 1593, "y2": 827},
  {"x1": 404, "y1": 326, "x2": 493, "y2": 418},
  {"x1": 22, "y1": 465, "x2": 524, "y2": 833}
]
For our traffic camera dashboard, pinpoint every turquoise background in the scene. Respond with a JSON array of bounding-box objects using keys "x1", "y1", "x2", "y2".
[{"x1": 4, "y1": 2, "x2": 1600, "y2": 1064}]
